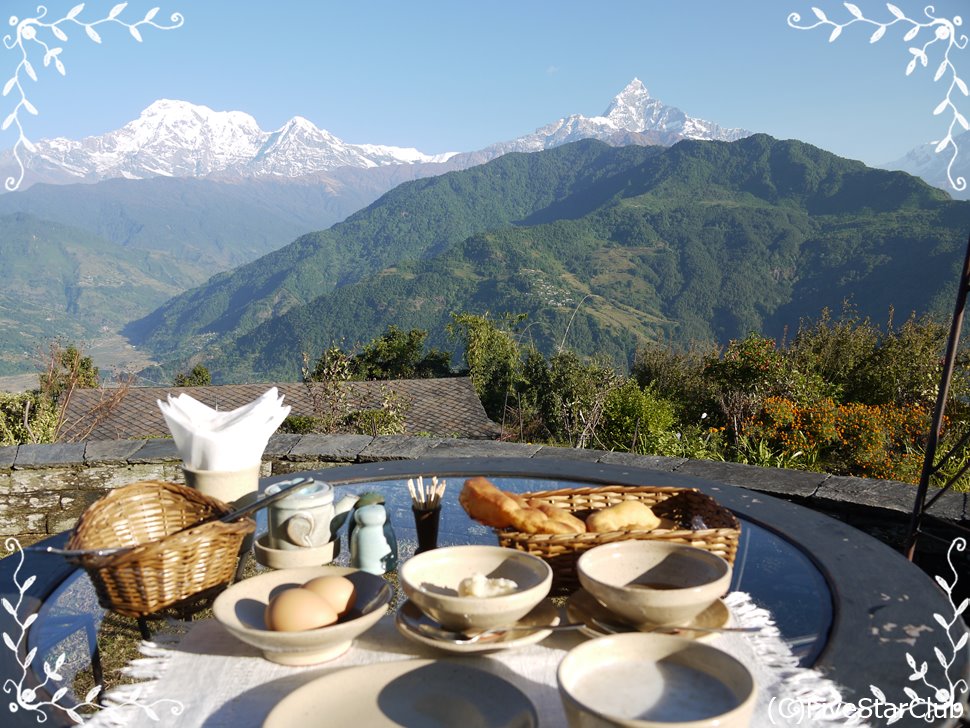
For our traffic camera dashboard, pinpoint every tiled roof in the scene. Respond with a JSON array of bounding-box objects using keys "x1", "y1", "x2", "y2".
[{"x1": 58, "y1": 378, "x2": 501, "y2": 442}]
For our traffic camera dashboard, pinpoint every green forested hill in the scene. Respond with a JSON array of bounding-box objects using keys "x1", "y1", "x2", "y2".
[
  {"x1": 125, "y1": 142, "x2": 665, "y2": 356},
  {"x1": 0, "y1": 213, "x2": 184, "y2": 375},
  {"x1": 128, "y1": 135, "x2": 970, "y2": 382}
]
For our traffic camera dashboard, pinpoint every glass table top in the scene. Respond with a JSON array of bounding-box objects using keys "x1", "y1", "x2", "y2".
[
  {"x1": 11, "y1": 458, "x2": 965, "y2": 728},
  {"x1": 327, "y1": 475, "x2": 833, "y2": 665},
  {"x1": 29, "y1": 473, "x2": 832, "y2": 695}
]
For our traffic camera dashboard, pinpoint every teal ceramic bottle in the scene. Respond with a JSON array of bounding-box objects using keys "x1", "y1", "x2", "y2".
[{"x1": 348, "y1": 492, "x2": 398, "y2": 573}]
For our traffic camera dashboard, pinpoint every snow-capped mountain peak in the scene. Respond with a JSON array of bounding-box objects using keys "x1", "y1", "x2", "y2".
[
  {"x1": 602, "y1": 77, "x2": 658, "y2": 131},
  {"x1": 15, "y1": 100, "x2": 458, "y2": 183},
  {"x1": 5, "y1": 80, "x2": 750, "y2": 187},
  {"x1": 475, "y1": 78, "x2": 752, "y2": 159}
]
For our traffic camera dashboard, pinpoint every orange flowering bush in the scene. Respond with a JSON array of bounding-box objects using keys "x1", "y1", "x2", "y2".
[
  {"x1": 745, "y1": 397, "x2": 931, "y2": 481},
  {"x1": 745, "y1": 397, "x2": 838, "y2": 467},
  {"x1": 829, "y1": 401, "x2": 929, "y2": 482}
]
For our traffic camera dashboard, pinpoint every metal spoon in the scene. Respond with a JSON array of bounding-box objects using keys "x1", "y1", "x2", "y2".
[
  {"x1": 30, "y1": 476, "x2": 315, "y2": 559},
  {"x1": 415, "y1": 621, "x2": 586, "y2": 644},
  {"x1": 590, "y1": 617, "x2": 762, "y2": 636}
]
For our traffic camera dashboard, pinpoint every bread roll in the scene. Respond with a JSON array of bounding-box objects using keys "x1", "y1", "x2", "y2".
[{"x1": 586, "y1": 500, "x2": 661, "y2": 533}]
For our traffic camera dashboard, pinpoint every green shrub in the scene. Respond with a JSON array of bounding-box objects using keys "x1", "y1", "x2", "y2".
[
  {"x1": 632, "y1": 343, "x2": 716, "y2": 425},
  {"x1": 0, "y1": 392, "x2": 57, "y2": 446},
  {"x1": 343, "y1": 408, "x2": 406, "y2": 436},
  {"x1": 174, "y1": 364, "x2": 211, "y2": 387},
  {"x1": 279, "y1": 415, "x2": 322, "y2": 435},
  {"x1": 598, "y1": 379, "x2": 676, "y2": 454},
  {"x1": 448, "y1": 312, "x2": 525, "y2": 420},
  {"x1": 518, "y1": 350, "x2": 617, "y2": 448}
]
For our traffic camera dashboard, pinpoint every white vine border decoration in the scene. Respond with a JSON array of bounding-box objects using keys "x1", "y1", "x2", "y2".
[
  {"x1": 788, "y1": 3, "x2": 969, "y2": 192},
  {"x1": 879, "y1": 536, "x2": 969, "y2": 724},
  {"x1": 860, "y1": 537, "x2": 968, "y2": 725},
  {"x1": 2, "y1": 2, "x2": 184, "y2": 192},
  {"x1": 2, "y1": 537, "x2": 184, "y2": 723}
]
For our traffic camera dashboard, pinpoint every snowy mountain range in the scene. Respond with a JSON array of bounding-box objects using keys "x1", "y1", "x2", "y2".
[
  {"x1": 478, "y1": 77, "x2": 750, "y2": 158},
  {"x1": 1, "y1": 79, "x2": 752, "y2": 187},
  {"x1": 8, "y1": 99, "x2": 458, "y2": 184},
  {"x1": 883, "y1": 131, "x2": 970, "y2": 200}
]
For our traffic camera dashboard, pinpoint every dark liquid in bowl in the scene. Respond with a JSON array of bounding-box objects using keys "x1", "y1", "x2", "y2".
[{"x1": 629, "y1": 582, "x2": 683, "y2": 590}]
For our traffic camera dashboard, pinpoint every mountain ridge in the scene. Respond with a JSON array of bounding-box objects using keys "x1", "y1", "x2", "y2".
[
  {"x1": 1, "y1": 79, "x2": 752, "y2": 189},
  {"x1": 125, "y1": 135, "x2": 967, "y2": 383}
]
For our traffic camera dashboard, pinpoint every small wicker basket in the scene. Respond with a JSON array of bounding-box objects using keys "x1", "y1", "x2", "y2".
[
  {"x1": 67, "y1": 480, "x2": 255, "y2": 618},
  {"x1": 495, "y1": 485, "x2": 740, "y2": 593}
]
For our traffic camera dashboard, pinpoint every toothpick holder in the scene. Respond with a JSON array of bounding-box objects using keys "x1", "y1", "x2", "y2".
[{"x1": 412, "y1": 505, "x2": 441, "y2": 554}]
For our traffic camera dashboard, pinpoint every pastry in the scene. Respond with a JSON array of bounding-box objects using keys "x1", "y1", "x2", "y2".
[
  {"x1": 459, "y1": 477, "x2": 523, "y2": 530},
  {"x1": 526, "y1": 500, "x2": 586, "y2": 534},
  {"x1": 459, "y1": 478, "x2": 587, "y2": 534},
  {"x1": 585, "y1": 500, "x2": 661, "y2": 533}
]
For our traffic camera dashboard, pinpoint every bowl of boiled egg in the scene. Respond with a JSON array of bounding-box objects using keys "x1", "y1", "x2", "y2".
[
  {"x1": 398, "y1": 545, "x2": 552, "y2": 631},
  {"x1": 212, "y1": 565, "x2": 392, "y2": 665}
]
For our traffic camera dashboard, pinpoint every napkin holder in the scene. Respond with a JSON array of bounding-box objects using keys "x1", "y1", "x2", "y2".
[{"x1": 183, "y1": 464, "x2": 260, "y2": 504}]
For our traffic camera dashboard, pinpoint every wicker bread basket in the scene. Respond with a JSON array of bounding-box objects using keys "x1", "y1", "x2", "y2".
[
  {"x1": 67, "y1": 480, "x2": 255, "y2": 618},
  {"x1": 495, "y1": 485, "x2": 740, "y2": 593}
]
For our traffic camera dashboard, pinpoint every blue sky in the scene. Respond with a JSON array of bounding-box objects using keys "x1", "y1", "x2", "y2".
[{"x1": 2, "y1": 0, "x2": 969, "y2": 166}]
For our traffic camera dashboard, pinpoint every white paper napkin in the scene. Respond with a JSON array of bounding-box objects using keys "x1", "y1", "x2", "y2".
[{"x1": 157, "y1": 388, "x2": 291, "y2": 470}]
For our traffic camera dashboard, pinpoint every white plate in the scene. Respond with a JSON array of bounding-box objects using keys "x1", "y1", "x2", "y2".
[
  {"x1": 566, "y1": 588, "x2": 730, "y2": 642},
  {"x1": 263, "y1": 659, "x2": 538, "y2": 727},
  {"x1": 395, "y1": 598, "x2": 559, "y2": 653}
]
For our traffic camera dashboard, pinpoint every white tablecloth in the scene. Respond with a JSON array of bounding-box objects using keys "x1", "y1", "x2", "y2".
[{"x1": 83, "y1": 592, "x2": 858, "y2": 727}]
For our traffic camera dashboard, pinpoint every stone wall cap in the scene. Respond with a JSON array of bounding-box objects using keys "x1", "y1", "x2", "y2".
[
  {"x1": 815, "y1": 474, "x2": 962, "y2": 519},
  {"x1": 288, "y1": 434, "x2": 372, "y2": 462},
  {"x1": 14, "y1": 442, "x2": 85, "y2": 468},
  {"x1": 675, "y1": 459, "x2": 828, "y2": 498},
  {"x1": 358, "y1": 435, "x2": 441, "y2": 462},
  {"x1": 597, "y1": 451, "x2": 688, "y2": 472},
  {"x1": 427, "y1": 439, "x2": 542, "y2": 458},
  {"x1": 84, "y1": 439, "x2": 144, "y2": 464},
  {"x1": 0, "y1": 445, "x2": 17, "y2": 469},
  {"x1": 129, "y1": 439, "x2": 180, "y2": 463}
]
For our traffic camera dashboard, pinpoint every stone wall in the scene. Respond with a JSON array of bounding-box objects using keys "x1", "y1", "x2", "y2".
[{"x1": 2, "y1": 435, "x2": 968, "y2": 557}]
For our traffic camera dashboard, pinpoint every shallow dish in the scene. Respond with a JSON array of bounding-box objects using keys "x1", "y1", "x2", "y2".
[
  {"x1": 398, "y1": 544, "x2": 552, "y2": 631},
  {"x1": 212, "y1": 565, "x2": 391, "y2": 665},
  {"x1": 577, "y1": 541, "x2": 730, "y2": 627},
  {"x1": 263, "y1": 659, "x2": 537, "y2": 727},
  {"x1": 557, "y1": 633, "x2": 756, "y2": 727},
  {"x1": 396, "y1": 597, "x2": 560, "y2": 653},
  {"x1": 253, "y1": 533, "x2": 337, "y2": 569},
  {"x1": 566, "y1": 589, "x2": 729, "y2": 642}
]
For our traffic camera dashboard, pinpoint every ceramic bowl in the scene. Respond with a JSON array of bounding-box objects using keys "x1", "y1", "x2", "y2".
[
  {"x1": 211, "y1": 565, "x2": 391, "y2": 666},
  {"x1": 577, "y1": 541, "x2": 731, "y2": 627},
  {"x1": 398, "y1": 545, "x2": 552, "y2": 631},
  {"x1": 557, "y1": 633, "x2": 756, "y2": 727}
]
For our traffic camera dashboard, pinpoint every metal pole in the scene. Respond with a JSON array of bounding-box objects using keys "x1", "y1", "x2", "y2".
[{"x1": 904, "y1": 233, "x2": 970, "y2": 560}]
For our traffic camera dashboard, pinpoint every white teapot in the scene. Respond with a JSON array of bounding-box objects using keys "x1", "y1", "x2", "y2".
[{"x1": 265, "y1": 479, "x2": 358, "y2": 551}]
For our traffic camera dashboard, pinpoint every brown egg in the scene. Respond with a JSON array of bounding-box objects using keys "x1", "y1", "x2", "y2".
[
  {"x1": 264, "y1": 587, "x2": 338, "y2": 631},
  {"x1": 303, "y1": 575, "x2": 357, "y2": 617}
]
